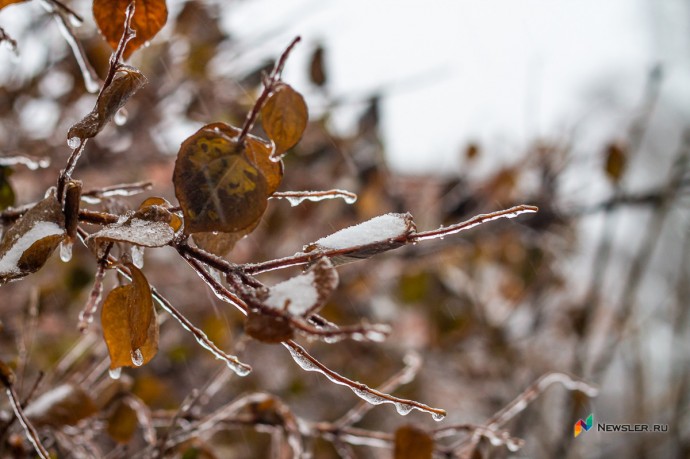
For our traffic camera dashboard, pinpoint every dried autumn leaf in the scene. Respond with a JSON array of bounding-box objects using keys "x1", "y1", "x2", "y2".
[
  {"x1": 305, "y1": 213, "x2": 416, "y2": 265},
  {"x1": 93, "y1": 0, "x2": 168, "y2": 60},
  {"x1": 102, "y1": 264, "x2": 158, "y2": 370},
  {"x1": 261, "y1": 83, "x2": 308, "y2": 155},
  {"x1": 245, "y1": 312, "x2": 294, "y2": 344},
  {"x1": 173, "y1": 123, "x2": 282, "y2": 234},
  {"x1": 192, "y1": 218, "x2": 260, "y2": 257},
  {"x1": 107, "y1": 400, "x2": 138, "y2": 443},
  {"x1": 24, "y1": 384, "x2": 98, "y2": 427},
  {"x1": 139, "y1": 196, "x2": 182, "y2": 232},
  {"x1": 260, "y1": 257, "x2": 338, "y2": 317},
  {"x1": 67, "y1": 66, "x2": 147, "y2": 142},
  {"x1": 0, "y1": 194, "x2": 65, "y2": 285},
  {"x1": 394, "y1": 425, "x2": 434, "y2": 459},
  {"x1": 0, "y1": 0, "x2": 28, "y2": 10},
  {"x1": 309, "y1": 45, "x2": 326, "y2": 87},
  {"x1": 605, "y1": 142, "x2": 627, "y2": 183}
]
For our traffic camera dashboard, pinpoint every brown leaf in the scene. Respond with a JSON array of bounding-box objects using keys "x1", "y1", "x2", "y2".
[
  {"x1": 0, "y1": 0, "x2": 28, "y2": 10},
  {"x1": 0, "y1": 359, "x2": 15, "y2": 386},
  {"x1": 139, "y1": 196, "x2": 182, "y2": 232},
  {"x1": 192, "y1": 218, "x2": 259, "y2": 257},
  {"x1": 68, "y1": 66, "x2": 147, "y2": 141},
  {"x1": 605, "y1": 142, "x2": 627, "y2": 183},
  {"x1": 93, "y1": 0, "x2": 168, "y2": 60},
  {"x1": 261, "y1": 83, "x2": 308, "y2": 155},
  {"x1": 245, "y1": 312, "x2": 294, "y2": 344},
  {"x1": 173, "y1": 123, "x2": 282, "y2": 234},
  {"x1": 102, "y1": 264, "x2": 158, "y2": 370},
  {"x1": 394, "y1": 425, "x2": 434, "y2": 459},
  {"x1": 107, "y1": 400, "x2": 138, "y2": 443},
  {"x1": 0, "y1": 194, "x2": 65, "y2": 285},
  {"x1": 24, "y1": 384, "x2": 98, "y2": 427},
  {"x1": 309, "y1": 45, "x2": 326, "y2": 87}
]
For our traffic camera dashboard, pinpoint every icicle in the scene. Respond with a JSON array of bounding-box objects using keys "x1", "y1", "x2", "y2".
[
  {"x1": 59, "y1": 239, "x2": 73, "y2": 262},
  {"x1": 108, "y1": 367, "x2": 122, "y2": 380},
  {"x1": 114, "y1": 108, "x2": 128, "y2": 126}
]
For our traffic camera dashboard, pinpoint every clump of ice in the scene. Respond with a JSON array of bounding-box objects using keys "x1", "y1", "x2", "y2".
[{"x1": 265, "y1": 271, "x2": 319, "y2": 316}]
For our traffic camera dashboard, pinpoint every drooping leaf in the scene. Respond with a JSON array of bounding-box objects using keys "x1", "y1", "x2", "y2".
[
  {"x1": 173, "y1": 123, "x2": 282, "y2": 234},
  {"x1": 0, "y1": 193, "x2": 65, "y2": 285},
  {"x1": 192, "y1": 221, "x2": 259, "y2": 257},
  {"x1": 261, "y1": 83, "x2": 308, "y2": 155},
  {"x1": 0, "y1": 0, "x2": 28, "y2": 10},
  {"x1": 68, "y1": 66, "x2": 147, "y2": 142},
  {"x1": 605, "y1": 142, "x2": 627, "y2": 183},
  {"x1": 107, "y1": 399, "x2": 138, "y2": 443},
  {"x1": 304, "y1": 213, "x2": 416, "y2": 265},
  {"x1": 394, "y1": 425, "x2": 434, "y2": 459},
  {"x1": 260, "y1": 257, "x2": 338, "y2": 317},
  {"x1": 101, "y1": 263, "x2": 158, "y2": 370},
  {"x1": 93, "y1": 0, "x2": 168, "y2": 60},
  {"x1": 24, "y1": 384, "x2": 98, "y2": 427},
  {"x1": 245, "y1": 312, "x2": 294, "y2": 344},
  {"x1": 85, "y1": 205, "x2": 175, "y2": 250}
]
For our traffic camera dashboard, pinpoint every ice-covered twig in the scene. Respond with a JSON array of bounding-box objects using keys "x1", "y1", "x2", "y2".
[
  {"x1": 271, "y1": 189, "x2": 357, "y2": 206},
  {"x1": 242, "y1": 205, "x2": 538, "y2": 275},
  {"x1": 81, "y1": 181, "x2": 153, "y2": 203},
  {"x1": 0, "y1": 154, "x2": 50, "y2": 170},
  {"x1": 283, "y1": 340, "x2": 446, "y2": 421},
  {"x1": 77, "y1": 242, "x2": 112, "y2": 332},
  {"x1": 0, "y1": 362, "x2": 50, "y2": 459}
]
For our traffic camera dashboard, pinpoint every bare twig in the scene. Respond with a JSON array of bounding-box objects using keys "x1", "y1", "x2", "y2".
[{"x1": 78, "y1": 242, "x2": 113, "y2": 332}]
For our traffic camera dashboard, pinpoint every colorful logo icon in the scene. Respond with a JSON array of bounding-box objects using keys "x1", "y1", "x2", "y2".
[{"x1": 574, "y1": 414, "x2": 594, "y2": 438}]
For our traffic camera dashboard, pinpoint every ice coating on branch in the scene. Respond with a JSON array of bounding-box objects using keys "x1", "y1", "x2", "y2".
[
  {"x1": 86, "y1": 218, "x2": 174, "y2": 248},
  {"x1": 0, "y1": 222, "x2": 64, "y2": 278},
  {"x1": 272, "y1": 190, "x2": 358, "y2": 207},
  {"x1": 310, "y1": 213, "x2": 415, "y2": 250}
]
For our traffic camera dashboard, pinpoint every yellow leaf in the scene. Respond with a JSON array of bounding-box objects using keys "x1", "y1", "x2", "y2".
[
  {"x1": 261, "y1": 83, "x2": 308, "y2": 154},
  {"x1": 102, "y1": 264, "x2": 158, "y2": 370},
  {"x1": 93, "y1": 0, "x2": 168, "y2": 60}
]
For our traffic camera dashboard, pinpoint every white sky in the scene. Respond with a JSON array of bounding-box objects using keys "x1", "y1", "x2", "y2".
[{"x1": 225, "y1": 0, "x2": 690, "y2": 174}]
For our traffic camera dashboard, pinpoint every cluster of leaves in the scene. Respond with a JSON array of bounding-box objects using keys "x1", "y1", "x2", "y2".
[{"x1": 3, "y1": 1, "x2": 683, "y2": 458}]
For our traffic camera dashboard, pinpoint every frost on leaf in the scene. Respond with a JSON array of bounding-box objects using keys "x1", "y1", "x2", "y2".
[
  {"x1": 67, "y1": 66, "x2": 147, "y2": 141},
  {"x1": 305, "y1": 213, "x2": 416, "y2": 264},
  {"x1": 262, "y1": 257, "x2": 338, "y2": 317},
  {"x1": 101, "y1": 263, "x2": 158, "y2": 370},
  {"x1": 24, "y1": 384, "x2": 97, "y2": 427},
  {"x1": 173, "y1": 123, "x2": 282, "y2": 234},
  {"x1": 93, "y1": 0, "x2": 168, "y2": 59},
  {"x1": 261, "y1": 83, "x2": 308, "y2": 156},
  {"x1": 0, "y1": 194, "x2": 65, "y2": 285},
  {"x1": 85, "y1": 205, "x2": 175, "y2": 251}
]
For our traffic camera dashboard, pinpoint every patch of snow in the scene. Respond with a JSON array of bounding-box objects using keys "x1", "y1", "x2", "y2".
[
  {"x1": 0, "y1": 221, "x2": 63, "y2": 276},
  {"x1": 312, "y1": 213, "x2": 413, "y2": 250},
  {"x1": 265, "y1": 271, "x2": 318, "y2": 316}
]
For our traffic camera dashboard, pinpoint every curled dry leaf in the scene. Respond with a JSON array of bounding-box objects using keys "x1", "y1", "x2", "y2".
[
  {"x1": 24, "y1": 384, "x2": 98, "y2": 427},
  {"x1": 67, "y1": 66, "x2": 147, "y2": 142},
  {"x1": 305, "y1": 213, "x2": 416, "y2": 265},
  {"x1": 394, "y1": 425, "x2": 434, "y2": 459},
  {"x1": 0, "y1": 194, "x2": 65, "y2": 285},
  {"x1": 261, "y1": 83, "x2": 308, "y2": 155},
  {"x1": 101, "y1": 263, "x2": 158, "y2": 370},
  {"x1": 93, "y1": 0, "x2": 168, "y2": 59},
  {"x1": 173, "y1": 123, "x2": 282, "y2": 234}
]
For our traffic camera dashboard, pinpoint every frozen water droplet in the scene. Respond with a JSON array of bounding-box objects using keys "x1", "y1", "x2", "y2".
[
  {"x1": 343, "y1": 194, "x2": 357, "y2": 204},
  {"x1": 59, "y1": 239, "x2": 73, "y2": 262},
  {"x1": 432, "y1": 412, "x2": 446, "y2": 422},
  {"x1": 109, "y1": 367, "x2": 122, "y2": 379},
  {"x1": 286, "y1": 196, "x2": 302, "y2": 207},
  {"x1": 68, "y1": 14, "x2": 83, "y2": 27},
  {"x1": 114, "y1": 108, "x2": 128, "y2": 126},
  {"x1": 67, "y1": 137, "x2": 81, "y2": 149},
  {"x1": 230, "y1": 362, "x2": 251, "y2": 377},
  {"x1": 143, "y1": 40, "x2": 151, "y2": 48},
  {"x1": 395, "y1": 403, "x2": 413, "y2": 415},
  {"x1": 131, "y1": 348, "x2": 144, "y2": 367},
  {"x1": 131, "y1": 246, "x2": 144, "y2": 268}
]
